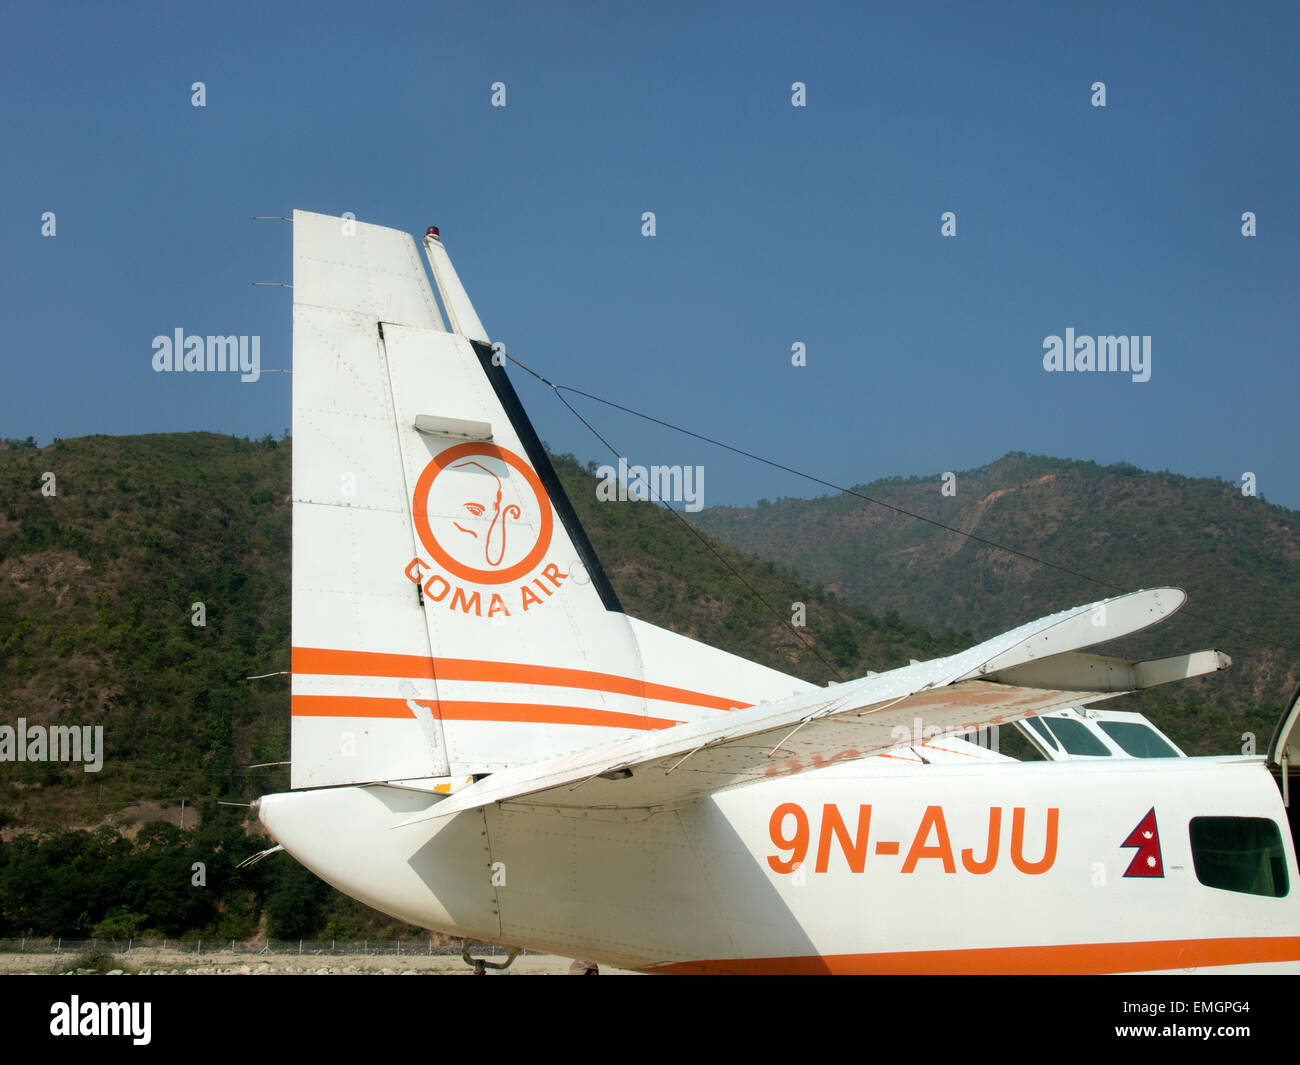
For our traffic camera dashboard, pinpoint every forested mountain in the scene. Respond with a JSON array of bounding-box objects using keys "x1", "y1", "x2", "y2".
[{"x1": 691, "y1": 451, "x2": 1300, "y2": 736}]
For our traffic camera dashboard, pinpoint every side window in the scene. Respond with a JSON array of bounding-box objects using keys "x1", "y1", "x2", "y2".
[{"x1": 1189, "y1": 817, "x2": 1289, "y2": 898}]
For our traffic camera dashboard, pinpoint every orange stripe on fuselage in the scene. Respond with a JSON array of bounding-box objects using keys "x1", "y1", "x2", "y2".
[
  {"x1": 644, "y1": 935, "x2": 1300, "y2": 975},
  {"x1": 290, "y1": 694, "x2": 680, "y2": 731},
  {"x1": 291, "y1": 646, "x2": 749, "y2": 712}
]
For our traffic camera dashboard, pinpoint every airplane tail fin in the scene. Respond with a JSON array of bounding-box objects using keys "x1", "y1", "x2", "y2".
[{"x1": 289, "y1": 212, "x2": 804, "y2": 789}]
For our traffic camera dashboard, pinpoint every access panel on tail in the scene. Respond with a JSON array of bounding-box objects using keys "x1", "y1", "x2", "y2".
[{"x1": 290, "y1": 211, "x2": 812, "y2": 789}]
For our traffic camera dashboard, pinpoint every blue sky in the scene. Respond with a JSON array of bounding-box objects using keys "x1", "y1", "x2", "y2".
[{"x1": 4, "y1": 1, "x2": 1297, "y2": 508}]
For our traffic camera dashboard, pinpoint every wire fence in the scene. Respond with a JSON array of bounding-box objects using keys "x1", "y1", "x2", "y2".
[{"x1": 0, "y1": 937, "x2": 470, "y2": 956}]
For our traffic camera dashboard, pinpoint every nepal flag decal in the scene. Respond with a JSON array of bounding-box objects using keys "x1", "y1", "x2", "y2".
[{"x1": 1122, "y1": 807, "x2": 1164, "y2": 878}]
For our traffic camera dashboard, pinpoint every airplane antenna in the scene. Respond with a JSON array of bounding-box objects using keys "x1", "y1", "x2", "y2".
[{"x1": 236, "y1": 844, "x2": 284, "y2": 869}]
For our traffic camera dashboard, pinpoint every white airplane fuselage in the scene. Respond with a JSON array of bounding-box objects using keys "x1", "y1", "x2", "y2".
[
  {"x1": 259, "y1": 754, "x2": 1300, "y2": 974},
  {"x1": 267, "y1": 210, "x2": 1300, "y2": 975}
]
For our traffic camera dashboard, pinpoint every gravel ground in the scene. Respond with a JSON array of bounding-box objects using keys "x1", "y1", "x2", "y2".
[{"x1": 0, "y1": 950, "x2": 636, "y2": 975}]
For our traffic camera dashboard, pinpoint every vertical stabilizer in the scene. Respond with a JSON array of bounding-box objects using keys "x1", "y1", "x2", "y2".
[
  {"x1": 291, "y1": 212, "x2": 651, "y2": 788},
  {"x1": 290, "y1": 211, "x2": 814, "y2": 791}
]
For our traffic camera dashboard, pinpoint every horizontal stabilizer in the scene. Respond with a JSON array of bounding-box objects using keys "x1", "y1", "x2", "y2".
[
  {"x1": 395, "y1": 587, "x2": 1226, "y2": 823},
  {"x1": 984, "y1": 649, "x2": 1231, "y2": 692}
]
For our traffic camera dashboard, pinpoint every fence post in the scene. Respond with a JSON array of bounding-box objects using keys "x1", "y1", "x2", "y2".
[
  {"x1": 198, "y1": 939, "x2": 202, "y2": 955},
  {"x1": 127, "y1": 938, "x2": 132, "y2": 954},
  {"x1": 299, "y1": 939, "x2": 303, "y2": 956},
  {"x1": 57, "y1": 938, "x2": 61, "y2": 953}
]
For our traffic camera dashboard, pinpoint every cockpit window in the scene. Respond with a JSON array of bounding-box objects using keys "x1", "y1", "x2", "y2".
[
  {"x1": 1190, "y1": 817, "x2": 1289, "y2": 898},
  {"x1": 1024, "y1": 716, "x2": 1059, "y2": 749},
  {"x1": 1041, "y1": 717, "x2": 1111, "y2": 756},
  {"x1": 1099, "y1": 721, "x2": 1179, "y2": 758}
]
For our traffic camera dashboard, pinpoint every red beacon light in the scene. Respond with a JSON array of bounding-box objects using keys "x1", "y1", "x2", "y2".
[{"x1": 426, "y1": 226, "x2": 441, "y2": 239}]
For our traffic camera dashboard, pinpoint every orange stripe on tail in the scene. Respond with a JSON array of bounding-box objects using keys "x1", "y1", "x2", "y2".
[
  {"x1": 291, "y1": 646, "x2": 749, "y2": 711},
  {"x1": 290, "y1": 694, "x2": 680, "y2": 731}
]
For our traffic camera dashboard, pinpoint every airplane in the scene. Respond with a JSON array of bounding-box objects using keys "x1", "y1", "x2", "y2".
[{"x1": 255, "y1": 210, "x2": 1300, "y2": 974}]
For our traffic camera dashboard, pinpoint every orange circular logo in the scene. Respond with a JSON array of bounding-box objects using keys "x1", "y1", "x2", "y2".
[{"x1": 412, "y1": 443, "x2": 553, "y2": 585}]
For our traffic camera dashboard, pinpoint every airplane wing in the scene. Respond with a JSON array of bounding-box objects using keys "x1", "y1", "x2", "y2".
[{"x1": 394, "y1": 587, "x2": 1229, "y2": 824}]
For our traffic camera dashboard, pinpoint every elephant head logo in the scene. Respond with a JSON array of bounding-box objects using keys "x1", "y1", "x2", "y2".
[
  {"x1": 448, "y1": 460, "x2": 522, "y2": 568},
  {"x1": 412, "y1": 443, "x2": 553, "y2": 585}
]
